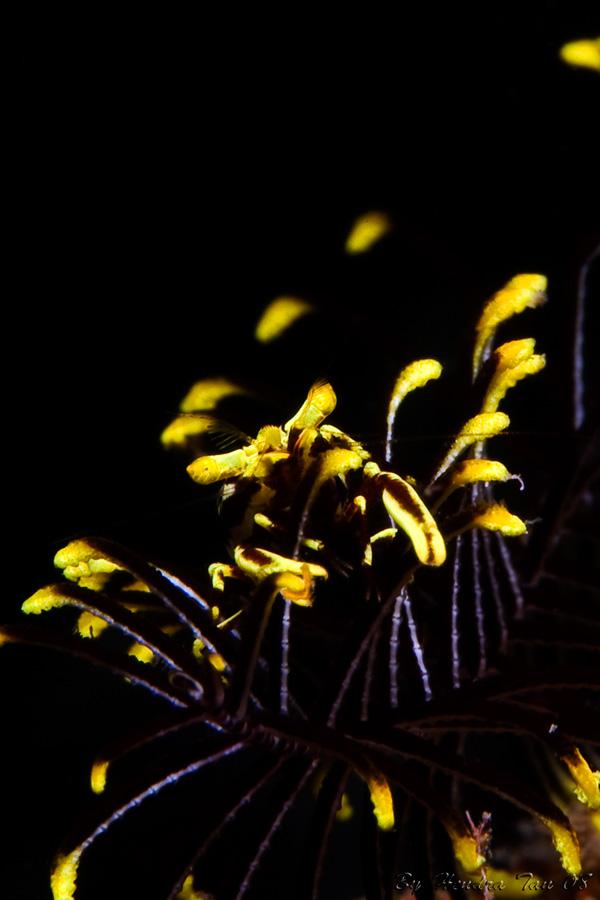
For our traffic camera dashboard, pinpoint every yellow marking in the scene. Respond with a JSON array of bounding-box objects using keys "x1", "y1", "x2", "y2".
[
  {"x1": 562, "y1": 747, "x2": 600, "y2": 809},
  {"x1": 128, "y1": 642, "x2": 155, "y2": 664},
  {"x1": 255, "y1": 296, "x2": 314, "y2": 343},
  {"x1": 90, "y1": 759, "x2": 109, "y2": 795},
  {"x1": 560, "y1": 38, "x2": 600, "y2": 72},
  {"x1": 176, "y1": 874, "x2": 214, "y2": 899},
  {"x1": 468, "y1": 503, "x2": 527, "y2": 537},
  {"x1": 51, "y1": 849, "x2": 82, "y2": 900},
  {"x1": 482, "y1": 340, "x2": 546, "y2": 413},
  {"x1": 538, "y1": 817, "x2": 581, "y2": 875},
  {"x1": 345, "y1": 211, "x2": 392, "y2": 254},
  {"x1": 445, "y1": 823, "x2": 485, "y2": 872},
  {"x1": 432, "y1": 412, "x2": 510, "y2": 482},
  {"x1": 365, "y1": 771, "x2": 395, "y2": 830},
  {"x1": 336, "y1": 791, "x2": 353, "y2": 822},
  {"x1": 77, "y1": 611, "x2": 109, "y2": 639},
  {"x1": 472, "y1": 274, "x2": 547, "y2": 378}
]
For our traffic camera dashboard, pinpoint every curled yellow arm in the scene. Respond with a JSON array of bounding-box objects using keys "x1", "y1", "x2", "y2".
[
  {"x1": 386, "y1": 358, "x2": 442, "y2": 462},
  {"x1": 366, "y1": 463, "x2": 446, "y2": 566},
  {"x1": 472, "y1": 274, "x2": 547, "y2": 379},
  {"x1": 482, "y1": 340, "x2": 546, "y2": 413},
  {"x1": 431, "y1": 412, "x2": 510, "y2": 482}
]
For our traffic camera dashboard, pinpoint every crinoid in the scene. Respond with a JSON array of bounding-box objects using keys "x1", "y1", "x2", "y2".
[{"x1": 3, "y1": 238, "x2": 600, "y2": 899}]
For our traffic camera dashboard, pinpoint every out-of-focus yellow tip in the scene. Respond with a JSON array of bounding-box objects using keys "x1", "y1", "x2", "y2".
[
  {"x1": 77, "y1": 611, "x2": 109, "y2": 639},
  {"x1": 51, "y1": 849, "x2": 82, "y2": 900},
  {"x1": 22, "y1": 586, "x2": 69, "y2": 615},
  {"x1": 128, "y1": 642, "x2": 155, "y2": 665},
  {"x1": 447, "y1": 826, "x2": 485, "y2": 872},
  {"x1": 161, "y1": 415, "x2": 215, "y2": 448},
  {"x1": 563, "y1": 748, "x2": 600, "y2": 809},
  {"x1": 592, "y1": 810, "x2": 600, "y2": 834},
  {"x1": 208, "y1": 652, "x2": 227, "y2": 672},
  {"x1": 483, "y1": 339, "x2": 546, "y2": 413},
  {"x1": 285, "y1": 381, "x2": 337, "y2": 433},
  {"x1": 560, "y1": 38, "x2": 600, "y2": 72},
  {"x1": 176, "y1": 874, "x2": 213, "y2": 900},
  {"x1": 255, "y1": 296, "x2": 314, "y2": 343},
  {"x1": 336, "y1": 791, "x2": 354, "y2": 822},
  {"x1": 0, "y1": 629, "x2": 10, "y2": 647},
  {"x1": 470, "y1": 503, "x2": 527, "y2": 537},
  {"x1": 179, "y1": 377, "x2": 248, "y2": 413},
  {"x1": 345, "y1": 211, "x2": 392, "y2": 254},
  {"x1": 538, "y1": 817, "x2": 581, "y2": 876},
  {"x1": 90, "y1": 759, "x2": 109, "y2": 794},
  {"x1": 432, "y1": 411, "x2": 511, "y2": 482},
  {"x1": 472, "y1": 274, "x2": 547, "y2": 378},
  {"x1": 366, "y1": 772, "x2": 395, "y2": 830}
]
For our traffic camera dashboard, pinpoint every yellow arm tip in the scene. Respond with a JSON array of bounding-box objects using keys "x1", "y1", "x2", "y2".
[
  {"x1": 51, "y1": 849, "x2": 82, "y2": 900},
  {"x1": 255, "y1": 297, "x2": 314, "y2": 343},
  {"x1": 473, "y1": 274, "x2": 547, "y2": 377},
  {"x1": 365, "y1": 772, "x2": 395, "y2": 830},
  {"x1": 470, "y1": 503, "x2": 527, "y2": 537},
  {"x1": 90, "y1": 759, "x2": 109, "y2": 794},
  {"x1": 562, "y1": 747, "x2": 600, "y2": 809},
  {"x1": 179, "y1": 377, "x2": 248, "y2": 413},
  {"x1": 128, "y1": 642, "x2": 155, "y2": 665},
  {"x1": 448, "y1": 829, "x2": 486, "y2": 873},
  {"x1": 345, "y1": 211, "x2": 392, "y2": 254},
  {"x1": 560, "y1": 38, "x2": 600, "y2": 72},
  {"x1": 539, "y1": 818, "x2": 582, "y2": 876}
]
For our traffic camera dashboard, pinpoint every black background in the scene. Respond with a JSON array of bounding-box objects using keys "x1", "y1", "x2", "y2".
[{"x1": 4, "y1": 4, "x2": 600, "y2": 898}]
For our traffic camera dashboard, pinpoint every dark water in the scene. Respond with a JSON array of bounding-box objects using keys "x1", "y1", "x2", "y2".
[{"x1": 4, "y1": 6, "x2": 599, "y2": 899}]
